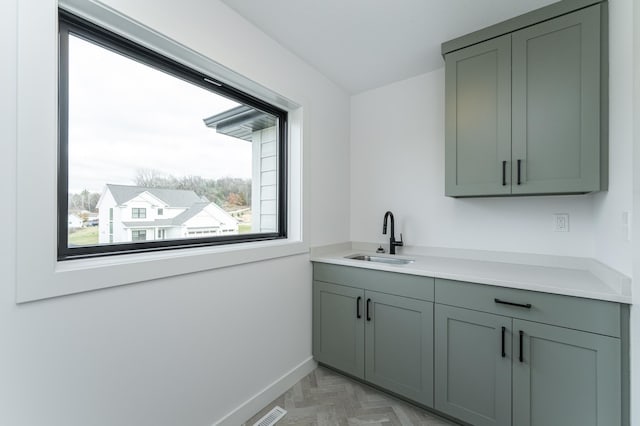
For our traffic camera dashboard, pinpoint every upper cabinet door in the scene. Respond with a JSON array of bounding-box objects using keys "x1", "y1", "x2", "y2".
[
  {"x1": 445, "y1": 35, "x2": 512, "y2": 197},
  {"x1": 511, "y1": 5, "x2": 601, "y2": 194}
]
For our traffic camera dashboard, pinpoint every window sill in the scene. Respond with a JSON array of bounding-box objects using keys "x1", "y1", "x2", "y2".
[{"x1": 18, "y1": 239, "x2": 309, "y2": 303}]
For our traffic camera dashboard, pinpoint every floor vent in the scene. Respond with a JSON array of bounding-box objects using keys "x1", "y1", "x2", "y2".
[{"x1": 253, "y1": 406, "x2": 287, "y2": 426}]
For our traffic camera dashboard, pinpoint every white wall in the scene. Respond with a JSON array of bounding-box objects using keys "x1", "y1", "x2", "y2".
[
  {"x1": 351, "y1": 69, "x2": 596, "y2": 258},
  {"x1": 351, "y1": 2, "x2": 637, "y2": 423},
  {"x1": 0, "y1": 1, "x2": 350, "y2": 426},
  {"x1": 592, "y1": 0, "x2": 634, "y2": 276},
  {"x1": 351, "y1": 0, "x2": 633, "y2": 277}
]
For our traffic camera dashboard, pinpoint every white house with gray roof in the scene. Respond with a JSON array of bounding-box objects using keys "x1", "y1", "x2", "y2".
[{"x1": 96, "y1": 184, "x2": 238, "y2": 244}]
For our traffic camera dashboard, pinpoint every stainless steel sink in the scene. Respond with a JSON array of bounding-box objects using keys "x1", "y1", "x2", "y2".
[{"x1": 345, "y1": 254, "x2": 415, "y2": 265}]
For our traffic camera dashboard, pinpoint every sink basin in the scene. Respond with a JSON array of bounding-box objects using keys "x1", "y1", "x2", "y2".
[{"x1": 345, "y1": 254, "x2": 415, "y2": 265}]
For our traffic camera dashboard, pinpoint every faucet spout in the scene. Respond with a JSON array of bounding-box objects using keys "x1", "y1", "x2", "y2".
[
  {"x1": 383, "y1": 211, "x2": 393, "y2": 235},
  {"x1": 382, "y1": 211, "x2": 403, "y2": 254}
]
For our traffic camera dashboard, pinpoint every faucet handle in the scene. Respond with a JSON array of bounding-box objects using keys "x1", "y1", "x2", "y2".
[{"x1": 393, "y1": 233, "x2": 404, "y2": 247}]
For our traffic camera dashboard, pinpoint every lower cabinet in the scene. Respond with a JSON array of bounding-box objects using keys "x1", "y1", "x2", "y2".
[
  {"x1": 313, "y1": 281, "x2": 365, "y2": 378},
  {"x1": 365, "y1": 291, "x2": 433, "y2": 405},
  {"x1": 312, "y1": 264, "x2": 434, "y2": 407},
  {"x1": 435, "y1": 305, "x2": 512, "y2": 426},
  {"x1": 513, "y1": 320, "x2": 621, "y2": 426},
  {"x1": 435, "y1": 287, "x2": 622, "y2": 426},
  {"x1": 313, "y1": 264, "x2": 625, "y2": 426}
]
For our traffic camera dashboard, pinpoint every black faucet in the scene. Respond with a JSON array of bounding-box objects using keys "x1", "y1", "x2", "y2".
[{"x1": 382, "y1": 211, "x2": 403, "y2": 255}]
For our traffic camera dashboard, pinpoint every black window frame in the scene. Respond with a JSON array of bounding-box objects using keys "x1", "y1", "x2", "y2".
[{"x1": 58, "y1": 10, "x2": 288, "y2": 260}]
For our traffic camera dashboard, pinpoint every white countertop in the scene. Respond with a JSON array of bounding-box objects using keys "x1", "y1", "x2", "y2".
[{"x1": 311, "y1": 243, "x2": 632, "y2": 304}]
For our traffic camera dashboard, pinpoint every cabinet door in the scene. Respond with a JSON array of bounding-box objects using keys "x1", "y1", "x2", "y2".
[
  {"x1": 511, "y1": 5, "x2": 601, "y2": 194},
  {"x1": 312, "y1": 281, "x2": 365, "y2": 379},
  {"x1": 445, "y1": 34, "x2": 511, "y2": 197},
  {"x1": 434, "y1": 305, "x2": 512, "y2": 426},
  {"x1": 513, "y1": 319, "x2": 620, "y2": 426},
  {"x1": 365, "y1": 291, "x2": 434, "y2": 407}
]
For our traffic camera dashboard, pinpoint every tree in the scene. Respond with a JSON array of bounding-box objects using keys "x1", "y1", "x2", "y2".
[
  {"x1": 133, "y1": 168, "x2": 251, "y2": 208},
  {"x1": 227, "y1": 192, "x2": 244, "y2": 206},
  {"x1": 89, "y1": 192, "x2": 101, "y2": 212},
  {"x1": 68, "y1": 189, "x2": 101, "y2": 213}
]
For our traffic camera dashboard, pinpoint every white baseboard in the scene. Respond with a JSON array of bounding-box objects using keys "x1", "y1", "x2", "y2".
[{"x1": 212, "y1": 356, "x2": 317, "y2": 426}]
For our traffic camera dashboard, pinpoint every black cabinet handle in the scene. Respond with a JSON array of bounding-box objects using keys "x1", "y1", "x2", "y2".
[
  {"x1": 519, "y1": 330, "x2": 524, "y2": 362},
  {"x1": 501, "y1": 326, "x2": 506, "y2": 358},
  {"x1": 356, "y1": 296, "x2": 362, "y2": 319},
  {"x1": 494, "y1": 298, "x2": 532, "y2": 309},
  {"x1": 502, "y1": 161, "x2": 507, "y2": 186},
  {"x1": 366, "y1": 298, "x2": 371, "y2": 321},
  {"x1": 517, "y1": 159, "x2": 522, "y2": 185}
]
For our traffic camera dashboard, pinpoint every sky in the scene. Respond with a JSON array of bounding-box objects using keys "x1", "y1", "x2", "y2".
[{"x1": 68, "y1": 34, "x2": 258, "y2": 193}]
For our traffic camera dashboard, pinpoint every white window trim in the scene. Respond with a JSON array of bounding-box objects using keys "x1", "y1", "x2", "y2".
[{"x1": 15, "y1": 0, "x2": 306, "y2": 303}]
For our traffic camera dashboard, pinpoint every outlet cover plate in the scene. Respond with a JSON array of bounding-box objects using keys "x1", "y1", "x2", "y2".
[{"x1": 554, "y1": 214, "x2": 569, "y2": 232}]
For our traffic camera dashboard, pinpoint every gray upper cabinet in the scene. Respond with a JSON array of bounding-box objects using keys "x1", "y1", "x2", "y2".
[
  {"x1": 444, "y1": 3, "x2": 604, "y2": 197},
  {"x1": 445, "y1": 35, "x2": 512, "y2": 197},
  {"x1": 511, "y1": 6, "x2": 601, "y2": 194}
]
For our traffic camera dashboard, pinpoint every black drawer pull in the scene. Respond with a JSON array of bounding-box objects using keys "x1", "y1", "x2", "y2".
[
  {"x1": 494, "y1": 298, "x2": 532, "y2": 309},
  {"x1": 501, "y1": 326, "x2": 506, "y2": 358},
  {"x1": 517, "y1": 159, "x2": 522, "y2": 185},
  {"x1": 519, "y1": 330, "x2": 524, "y2": 362},
  {"x1": 356, "y1": 296, "x2": 362, "y2": 319},
  {"x1": 502, "y1": 161, "x2": 507, "y2": 186},
  {"x1": 366, "y1": 298, "x2": 372, "y2": 321}
]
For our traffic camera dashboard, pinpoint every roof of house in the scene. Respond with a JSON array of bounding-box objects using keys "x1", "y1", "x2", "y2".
[
  {"x1": 170, "y1": 202, "x2": 210, "y2": 224},
  {"x1": 122, "y1": 219, "x2": 175, "y2": 227},
  {"x1": 106, "y1": 184, "x2": 207, "y2": 207},
  {"x1": 203, "y1": 105, "x2": 276, "y2": 142}
]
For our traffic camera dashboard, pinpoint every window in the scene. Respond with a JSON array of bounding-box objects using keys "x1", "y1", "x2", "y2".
[
  {"x1": 131, "y1": 208, "x2": 146, "y2": 219},
  {"x1": 131, "y1": 230, "x2": 146, "y2": 241},
  {"x1": 58, "y1": 10, "x2": 287, "y2": 260},
  {"x1": 16, "y1": 1, "x2": 304, "y2": 303}
]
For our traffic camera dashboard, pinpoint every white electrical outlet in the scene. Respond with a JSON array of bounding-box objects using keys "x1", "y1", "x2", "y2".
[
  {"x1": 622, "y1": 211, "x2": 631, "y2": 241},
  {"x1": 553, "y1": 213, "x2": 569, "y2": 232}
]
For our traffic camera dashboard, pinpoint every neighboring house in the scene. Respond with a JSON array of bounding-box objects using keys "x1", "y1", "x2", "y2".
[
  {"x1": 96, "y1": 184, "x2": 238, "y2": 244},
  {"x1": 67, "y1": 214, "x2": 83, "y2": 229},
  {"x1": 203, "y1": 106, "x2": 278, "y2": 233}
]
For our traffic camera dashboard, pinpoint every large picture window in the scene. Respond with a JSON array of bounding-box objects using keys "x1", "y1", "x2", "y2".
[{"x1": 58, "y1": 10, "x2": 287, "y2": 260}]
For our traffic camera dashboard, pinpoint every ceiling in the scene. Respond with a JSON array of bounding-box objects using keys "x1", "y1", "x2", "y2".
[{"x1": 221, "y1": 0, "x2": 557, "y2": 94}]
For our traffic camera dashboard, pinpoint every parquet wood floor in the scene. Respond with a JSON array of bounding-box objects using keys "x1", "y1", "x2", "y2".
[{"x1": 244, "y1": 366, "x2": 459, "y2": 426}]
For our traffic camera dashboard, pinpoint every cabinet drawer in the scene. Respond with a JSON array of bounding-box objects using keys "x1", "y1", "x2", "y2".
[
  {"x1": 313, "y1": 263, "x2": 434, "y2": 301},
  {"x1": 435, "y1": 278, "x2": 620, "y2": 337}
]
